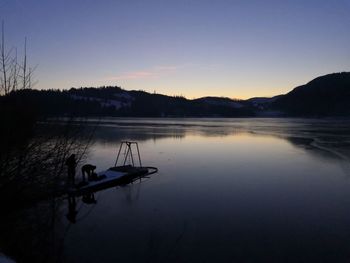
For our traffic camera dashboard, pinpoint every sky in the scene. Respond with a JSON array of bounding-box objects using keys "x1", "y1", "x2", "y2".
[{"x1": 1, "y1": 0, "x2": 350, "y2": 99}]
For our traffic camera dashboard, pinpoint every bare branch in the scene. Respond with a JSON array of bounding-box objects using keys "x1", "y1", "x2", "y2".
[
  {"x1": 1, "y1": 20, "x2": 8, "y2": 94},
  {"x1": 22, "y1": 36, "x2": 27, "y2": 90}
]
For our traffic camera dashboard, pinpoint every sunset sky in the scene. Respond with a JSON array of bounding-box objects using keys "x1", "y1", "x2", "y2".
[{"x1": 1, "y1": 0, "x2": 350, "y2": 99}]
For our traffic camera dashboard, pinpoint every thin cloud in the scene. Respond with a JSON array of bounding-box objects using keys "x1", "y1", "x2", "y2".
[
  {"x1": 105, "y1": 63, "x2": 220, "y2": 81},
  {"x1": 109, "y1": 71, "x2": 156, "y2": 81},
  {"x1": 107, "y1": 65, "x2": 178, "y2": 81}
]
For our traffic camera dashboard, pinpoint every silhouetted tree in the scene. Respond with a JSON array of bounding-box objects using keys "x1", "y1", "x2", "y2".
[{"x1": 0, "y1": 21, "x2": 35, "y2": 95}]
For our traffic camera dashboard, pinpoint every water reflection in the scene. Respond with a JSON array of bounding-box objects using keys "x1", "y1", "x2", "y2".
[
  {"x1": 89, "y1": 118, "x2": 350, "y2": 167},
  {"x1": 58, "y1": 118, "x2": 350, "y2": 262},
  {"x1": 67, "y1": 196, "x2": 78, "y2": 223},
  {"x1": 74, "y1": 120, "x2": 350, "y2": 262},
  {"x1": 66, "y1": 193, "x2": 98, "y2": 224},
  {"x1": 2, "y1": 118, "x2": 350, "y2": 262}
]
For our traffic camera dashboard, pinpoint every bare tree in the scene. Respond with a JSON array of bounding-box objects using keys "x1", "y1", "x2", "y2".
[{"x1": 0, "y1": 21, "x2": 35, "y2": 95}]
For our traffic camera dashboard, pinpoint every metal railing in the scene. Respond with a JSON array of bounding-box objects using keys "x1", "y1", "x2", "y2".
[{"x1": 114, "y1": 141, "x2": 142, "y2": 167}]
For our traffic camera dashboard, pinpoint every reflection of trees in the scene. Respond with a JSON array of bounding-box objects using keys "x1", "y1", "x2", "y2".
[{"x1": 0, "y1": 198, "x2": 66, "y2": 263}]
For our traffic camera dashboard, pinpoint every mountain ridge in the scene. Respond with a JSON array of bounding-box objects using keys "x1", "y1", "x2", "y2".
[
  {"x1": 271, "y1": 72, "x2": 350, "y2": 116},
  {"x1": 1, "y1": 72, "x2": 350, "y2": 117}
]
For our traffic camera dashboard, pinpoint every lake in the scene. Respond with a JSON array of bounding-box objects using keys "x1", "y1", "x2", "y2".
[{"x1": 3, "y1": 118, "x2": 350, "y2": 262}]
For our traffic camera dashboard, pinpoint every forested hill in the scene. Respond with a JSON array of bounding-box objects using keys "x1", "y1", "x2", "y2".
[
  {"x1": 1, "y1": 72, "x2": 350, "y2": 117},
  {"x1": 0, "y1": 86, "x2": 254, "y2": 117},
  {"x1": 271, "y1": 72, "x2": 350, "y2": 116}
]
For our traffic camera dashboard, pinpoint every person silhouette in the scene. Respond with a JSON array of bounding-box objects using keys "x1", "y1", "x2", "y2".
[
  {"x1": 66, "y1": 195, "x2": 78, "y2": 223},
  {"x1": 82, "y1": 192, "x2": 97, "y2": 204},
  {"x1": 66, "y1": 154, "x2": 77, "y2": 185}
]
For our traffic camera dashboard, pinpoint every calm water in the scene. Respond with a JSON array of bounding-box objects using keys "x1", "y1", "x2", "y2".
[{"x1": 5, "y1": 118, "x2": 350, "y2": 262}]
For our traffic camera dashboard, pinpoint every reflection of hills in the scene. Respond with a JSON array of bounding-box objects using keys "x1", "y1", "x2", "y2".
[
  {"x1": 89, "y1": 119, "x2": 259, "y2": 143},
  {"x1": 93, "y1": 125, "x2": 186, "y2": 143},
  {"x1": 90, "y1": 118, "x2": 350, "y2": 165}
]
